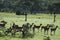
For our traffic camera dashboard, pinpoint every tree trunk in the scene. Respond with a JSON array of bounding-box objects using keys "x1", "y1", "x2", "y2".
[
  {"x1": 25, "y1": 13, "x2": 27, "y2": 21},
  {"x1": 53, "y1": 12, "x2": 56, "y2": 22}
]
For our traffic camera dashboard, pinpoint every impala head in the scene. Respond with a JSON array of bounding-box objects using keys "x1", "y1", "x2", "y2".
[
  {"x1": 12, "y1": 22, "x2": 15, "y2": 26},
  {"x1": 32, "y1": 23, "x2": 34, "y2": 25},
  {"x1": 47, "y1": 24, "x2": 49, "y2": 26},
  {"x1": 40, "y1": 24, "x2": 42, "y2": 26},
  {"x1": 56, "y1": 25, "x2": 58, "y2": 28},
  {"x1": 1, "y1": 20, "x2": 7, "y2": 24},
  {"x1": 26, "y1": 23, "x2": 30, "y2": 25}
]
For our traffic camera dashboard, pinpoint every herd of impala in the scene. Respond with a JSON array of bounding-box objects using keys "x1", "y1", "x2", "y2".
[{"x1": 0, "y1": 20, "x2": 59, "y2": 38}]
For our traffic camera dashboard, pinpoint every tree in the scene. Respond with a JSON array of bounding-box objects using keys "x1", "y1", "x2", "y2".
[{"x1": 53, "y1": 3, "x2": 60, "y2": 22}]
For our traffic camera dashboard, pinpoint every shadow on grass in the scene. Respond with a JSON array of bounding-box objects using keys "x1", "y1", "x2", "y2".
[
  {"x1": 22, "y1": 32, "x2": 34, "y2": 39},
  {"x1": 0, "y1": 31, "x2": 34, "y2": 39},
  {"x1": 0, "y1": 32, "x2": 6, "y2": 37},
  {"x1": 43, "y1": 36, "x2": 51, "y2": 40}
]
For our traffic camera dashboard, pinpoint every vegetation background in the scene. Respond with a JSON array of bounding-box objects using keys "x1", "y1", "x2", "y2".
[{"x1": 0, "y1": 0, "x2": 60, "y2": 40}]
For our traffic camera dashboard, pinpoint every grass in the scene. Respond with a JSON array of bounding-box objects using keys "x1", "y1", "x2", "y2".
[{"x1": 0, "y1": 12, "x2": 60, "y2": 40}]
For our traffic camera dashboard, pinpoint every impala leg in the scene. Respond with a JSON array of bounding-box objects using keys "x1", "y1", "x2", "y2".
[{"x1": 54, "y1": 31, "x2": 55, "y2": 35}]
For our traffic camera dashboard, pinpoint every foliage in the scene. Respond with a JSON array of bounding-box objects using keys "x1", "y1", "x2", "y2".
[{"x1": 0, "y1": 0, "x2": 60, "y2": 14}]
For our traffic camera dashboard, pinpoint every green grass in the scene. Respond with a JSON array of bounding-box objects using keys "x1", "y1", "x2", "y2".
[{"x1": 0, "y1": 12, "x2": 60, "y2": 40}]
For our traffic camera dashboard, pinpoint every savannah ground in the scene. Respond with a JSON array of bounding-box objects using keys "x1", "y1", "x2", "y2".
[{"x1": 0, "y1": 12, "x2": 60, "y2": 40}]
